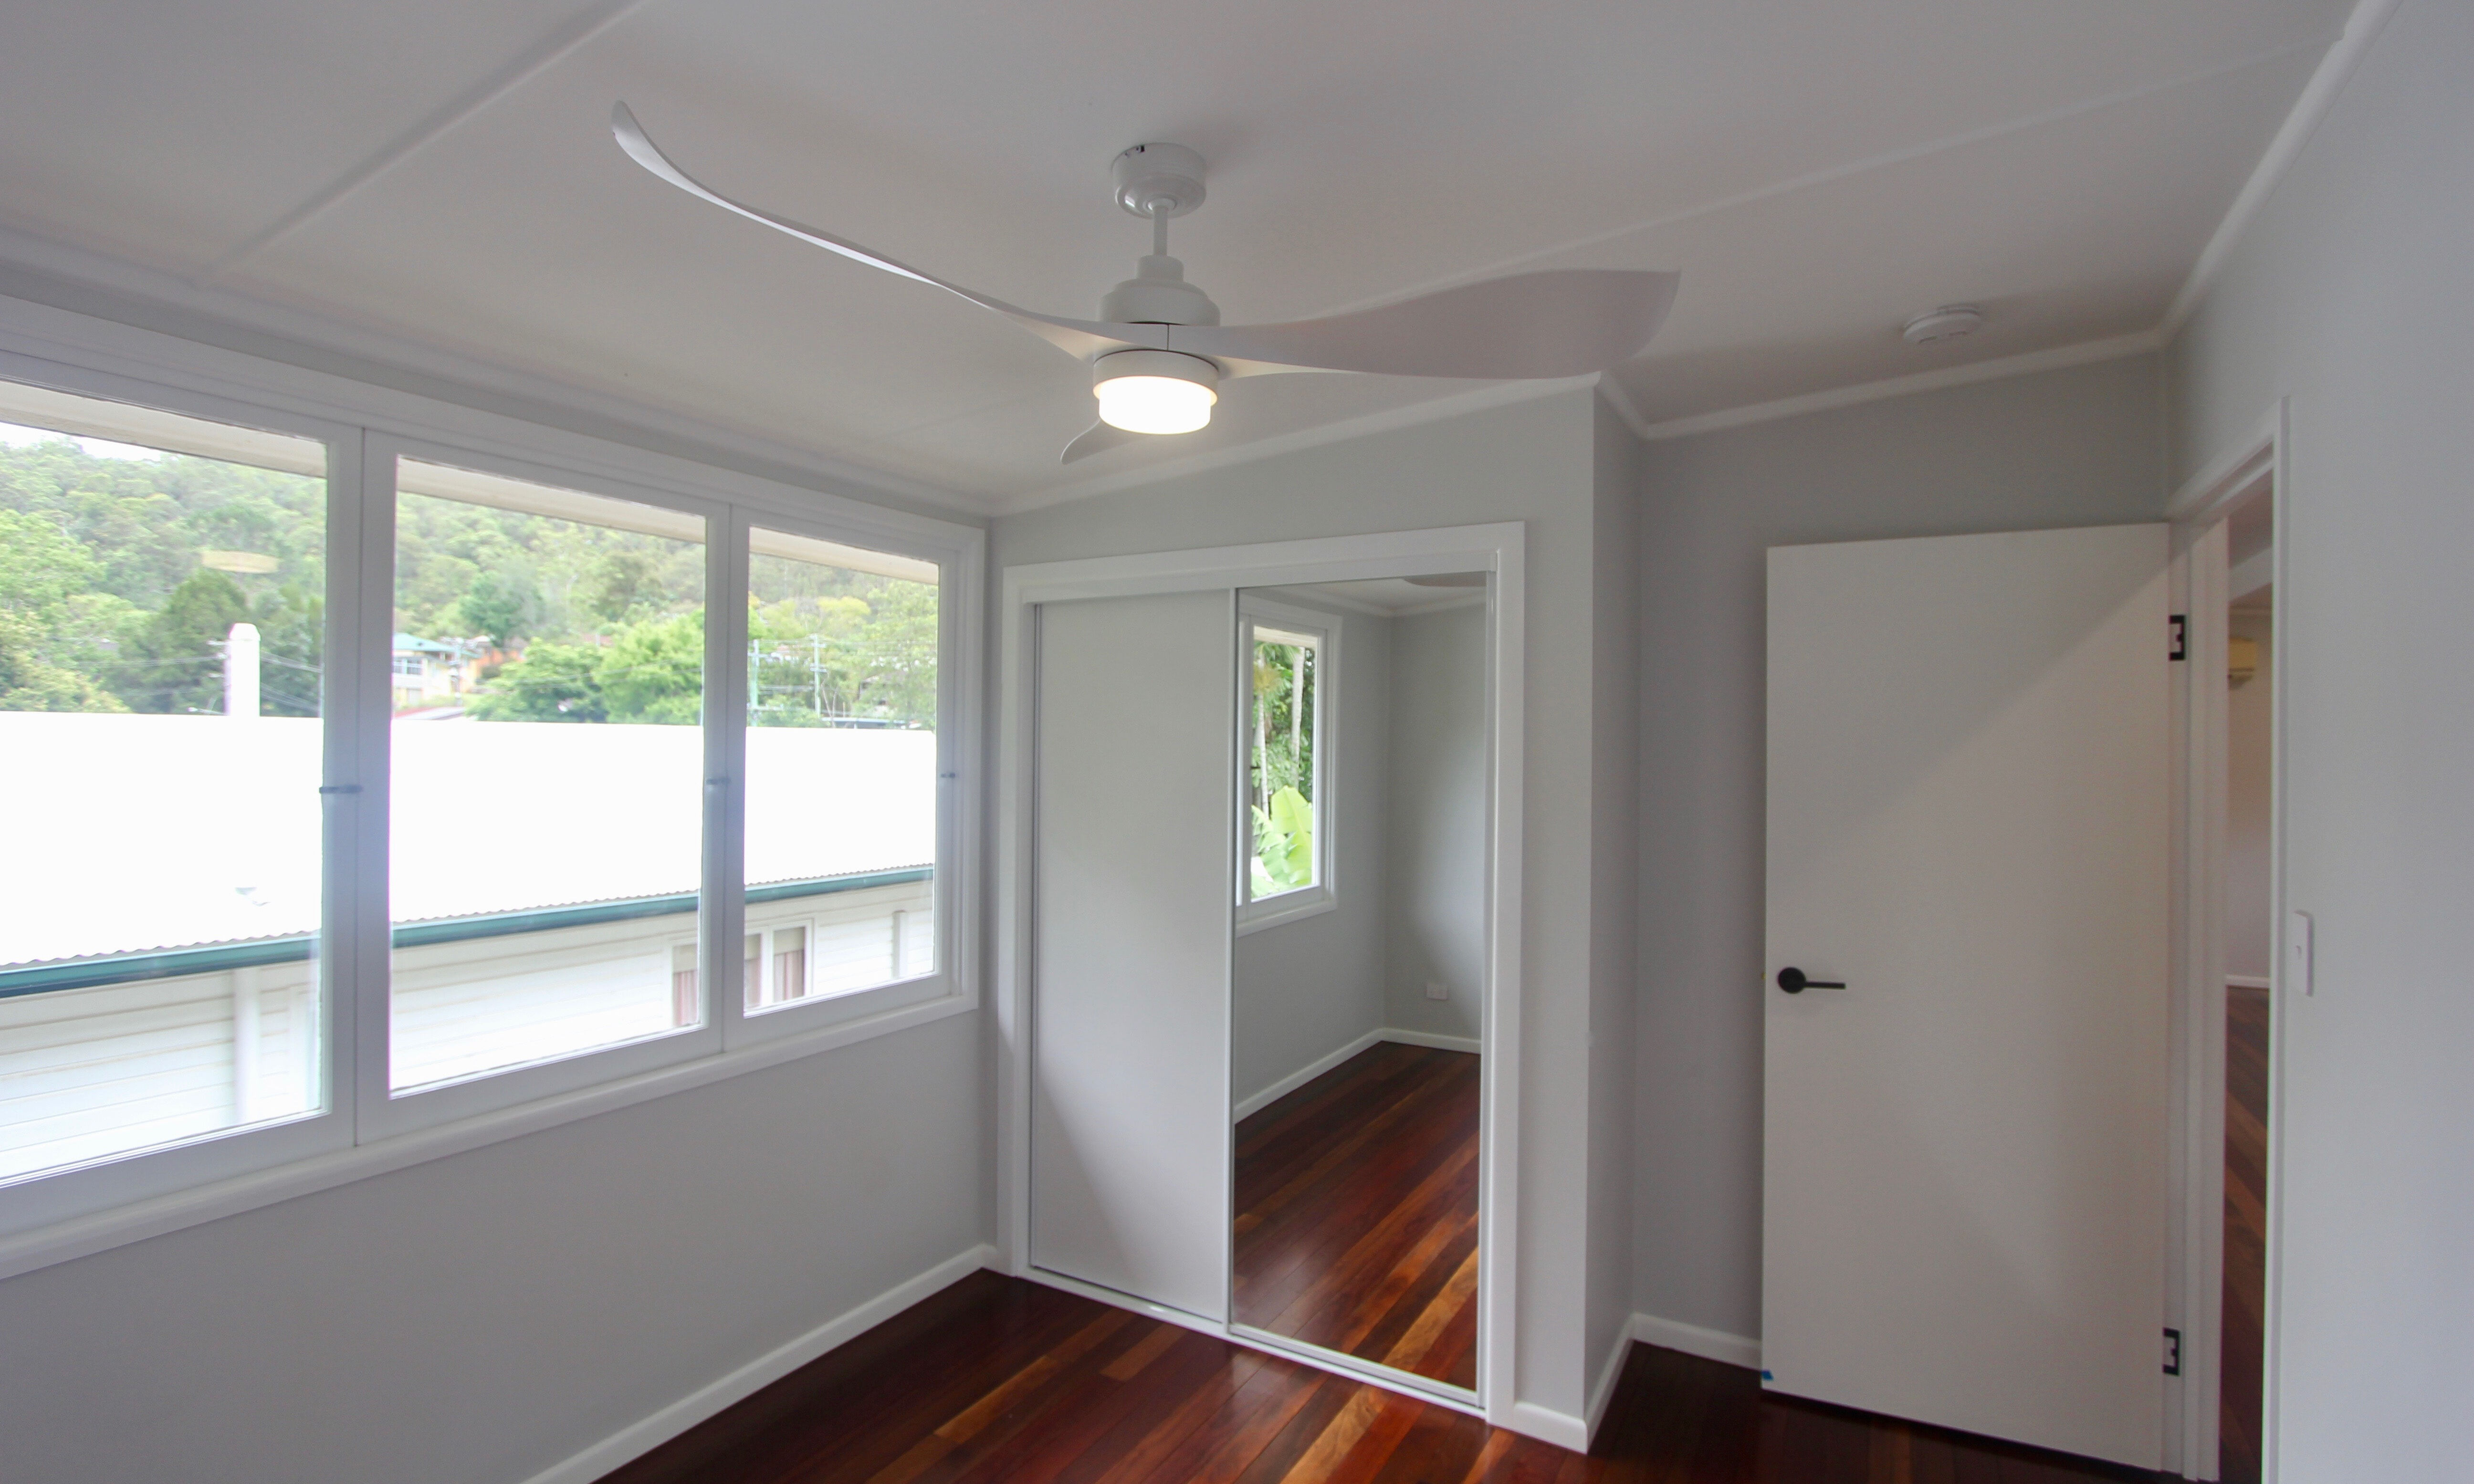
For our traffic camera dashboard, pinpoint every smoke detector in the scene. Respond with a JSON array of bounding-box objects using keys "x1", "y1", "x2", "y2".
[{"x1": 1903, "y1": 304, "x2": 1984, "y2": 345}]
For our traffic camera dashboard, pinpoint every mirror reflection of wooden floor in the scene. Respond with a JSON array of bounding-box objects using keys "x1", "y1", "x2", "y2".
[{"x1": 1232, "y1": 1042, "x2": 1480, "y2": 1389}]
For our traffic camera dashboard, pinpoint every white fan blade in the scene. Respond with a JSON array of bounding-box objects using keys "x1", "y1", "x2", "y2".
[
  {"x1": 1060, "y1": 420, "x2": 1143, "y2": 464},
  {"x1": 1164, "y1": 269, "x2": 1678, "y2": 379},
  {"x1": 612, "y1": 104, "x2": 1158, "y2": 362}
]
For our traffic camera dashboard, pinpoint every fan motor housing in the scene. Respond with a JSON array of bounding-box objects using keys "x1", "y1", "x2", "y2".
[{"x1": 1101, "y1": 254, "x2": 1220, "y2": 325}]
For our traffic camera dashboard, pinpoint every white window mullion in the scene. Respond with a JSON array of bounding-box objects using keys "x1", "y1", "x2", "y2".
[
  {"x1": 342, "y1": 433, "x2": 398, "y2": 1140},
  {"x1": 708, "y1": 506, "x2": 752, "y2": 1045}
]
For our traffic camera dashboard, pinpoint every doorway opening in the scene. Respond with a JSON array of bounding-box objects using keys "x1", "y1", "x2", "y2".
[{"x1": 2219, "y1": 490, "x2": 2273, "y2": 1484}]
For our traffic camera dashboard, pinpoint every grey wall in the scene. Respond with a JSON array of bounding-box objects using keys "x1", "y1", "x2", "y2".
[
  {"x1": 994, "y1": 386, "x2": 1615, "y2": 1423},
  {"x1": 1382, "y1": 602, "x2": 1488, "y2": 1042},
  {"x1": 0, "y1": 1015, "x2": 984, "y2": 1484},
  {"x1": 2227, "y1": 606, "x2": 2275, "y2": 981},
  {"x1": 2167, "y1": 1, "x2": 2474, "y2": 1472},
  {"x1": 1234, "y1": 600, "x2": 1393, "y2": 1108},
  {"x1": 1629, "y1": 355, "x2": 2168, "y2": 1340}
]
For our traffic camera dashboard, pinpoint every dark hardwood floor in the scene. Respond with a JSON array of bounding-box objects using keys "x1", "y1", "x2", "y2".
[
  {"x1": 1233, "y1": 1042, "x2": 1480, "y2": 1390},
  {"x1": 598, "y1": 1269, "x2": 2157, "y2": 1484},
  {"x1": 2221, "y1": 983, "x2": 2269, "y2": 1484}
]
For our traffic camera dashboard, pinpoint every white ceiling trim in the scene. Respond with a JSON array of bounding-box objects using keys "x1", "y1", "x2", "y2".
[
  {"x1": 994, "y1": 374, "x2": 1594, "y2": 516},
  {"x1": 0, "y1": 221, "x2": 989, "y2": 517},
  {"x1": 1290, "y1": 32, "x2": 2339, "y2": 325},
  {"x1": 1594, "y1": 375, "x2": 1655, "y2": 442},
  {"x1": 200, "y1": 0, "x2": 662, "y2": 282},
  {"x1": 2162, "y1": 0, "x2": 2406, "y2": 334},
  {"x1": 1632, "y1": 331, "x2": 2161, "y2": 443}
]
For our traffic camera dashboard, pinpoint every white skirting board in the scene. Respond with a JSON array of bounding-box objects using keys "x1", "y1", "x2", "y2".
[
  {"x1": 1630, "y1": 1312, "x2": 1762, "y2": 1370},
  {"x1": 1581, "y1": 1319, "x2": 1635, "y2": 1444},
  {"x1": 1507, "y1": 1400, "x2": 1590, "y2": 1453},
  {"x1": 1232, "y1": 1028, "x2": 1484, "y2": 1120},
  {"x1": 1520, "y1": 1316, "x2": 1762, "y2": 1454},
  {"x1": 515, "y1": 1243, "x2": 997, "y2": 1484}
]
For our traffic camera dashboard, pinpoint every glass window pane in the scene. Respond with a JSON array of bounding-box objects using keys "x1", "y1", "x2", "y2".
[
  {"x1": 0, "y1": 386, "x2": 328, "y2": 1181},
  {"x1": 389, "y1": 459, "x2": 706, "y2": 1092},
  {"x1": 1247, "y1": 626, "x2": 1319, "y2": 900},
  {"x1": 744, "y1": 526, "x2": 938, "y2": 1009}
]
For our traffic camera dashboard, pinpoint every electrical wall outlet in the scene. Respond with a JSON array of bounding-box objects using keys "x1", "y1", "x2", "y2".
[{"x1": 1426, "y1": 980, "x2": 1448, "y2": 1001}]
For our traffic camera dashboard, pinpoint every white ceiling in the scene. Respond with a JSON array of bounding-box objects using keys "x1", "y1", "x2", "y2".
[{"x1": 0, "y1": 0, "x2": 2351, "y2": 511}]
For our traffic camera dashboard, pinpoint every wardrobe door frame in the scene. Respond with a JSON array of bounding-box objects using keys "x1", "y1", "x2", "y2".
[{"x1": 994, "y1": 523, "x2": 1526, "y2": 1427}]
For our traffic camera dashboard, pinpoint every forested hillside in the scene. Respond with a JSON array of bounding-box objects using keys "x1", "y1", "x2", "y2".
[
  {"x1": 0, "y1": 430, "x2": 936, "y2": 725},
  {"x1": 0, "y1": 432, "x2": 323, "y2": 713}
]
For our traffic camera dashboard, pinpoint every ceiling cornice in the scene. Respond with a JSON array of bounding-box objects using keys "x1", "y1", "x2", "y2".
[
  {"x1": 2162, "y1": 0, "x2": 2406, "y2": 334},
  {"x1": 1630, "y1": 331, "x2": 2162, "y2": 444}
]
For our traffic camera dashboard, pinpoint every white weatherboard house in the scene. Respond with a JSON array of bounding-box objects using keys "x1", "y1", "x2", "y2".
[{"x1": 0, "y1": 715, "x2": 934, "y2": 1178}]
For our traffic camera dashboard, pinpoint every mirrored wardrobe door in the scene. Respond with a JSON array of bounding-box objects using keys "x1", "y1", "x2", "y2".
[{"x1": 1228, "y1": 577, "x2": 1490, "y2": 1394}]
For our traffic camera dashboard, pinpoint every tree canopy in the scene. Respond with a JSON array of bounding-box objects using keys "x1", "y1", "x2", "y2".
[
  {"x1": 0, "y1": 429, "x2": 938, "y2": 728},
  {"x1": 0, "y1": 434, "x2": 321, "y2": 714}
]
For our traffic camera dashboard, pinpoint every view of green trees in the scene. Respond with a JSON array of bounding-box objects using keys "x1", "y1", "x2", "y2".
[
  {"x1": 406, "y1": 491, "x2": 938, "y2": 728},
  {"x1": 1248, "y1": 637, "x2": 1317, "y2": 895},
  {"x1": 0, "y1": 429, "x2": 938, "y2": 728},
  {"x1": 0, "y1": 432, "x2": 324, "y2": 714}
]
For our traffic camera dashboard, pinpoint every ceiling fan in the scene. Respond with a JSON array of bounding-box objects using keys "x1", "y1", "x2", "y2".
[{"x1": 611, "y1": 105, "x2": 1679, "y2": 463}]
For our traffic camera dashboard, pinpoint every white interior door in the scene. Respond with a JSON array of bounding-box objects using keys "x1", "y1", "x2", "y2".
[
  {"x1": 1031, "y1": 591, "x2": 1232, "y2": 1320},
  {"x1": 1763, "y1": 524, "x2": 2170, "y2": 1468}
]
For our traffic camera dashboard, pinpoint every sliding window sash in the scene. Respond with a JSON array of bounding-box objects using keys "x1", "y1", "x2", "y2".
[{"x1": 0, "y1": 354, "x2": 362, "y2": 1239}]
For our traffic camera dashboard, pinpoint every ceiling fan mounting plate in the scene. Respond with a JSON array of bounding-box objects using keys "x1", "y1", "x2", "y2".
[{"x1": 1113, "y1": 143, "x2": 1206, "y2": 219}]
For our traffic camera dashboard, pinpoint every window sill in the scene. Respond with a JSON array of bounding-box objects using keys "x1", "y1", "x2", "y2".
[
  {"x1": 0, "y1": 989, "x2": 975, "y2": 1285},
  {"x1": 1236, "y1": 889, "x2": 1336, "y2": 937}
]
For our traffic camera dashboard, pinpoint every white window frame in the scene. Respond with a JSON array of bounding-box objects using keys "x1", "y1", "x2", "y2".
[
  {"x1": 0, "y1": 295, "x2": 983, "y2": 1278},
  {"x1": 1234, "y1": 594, "x2": 1337, "y2": 936}
]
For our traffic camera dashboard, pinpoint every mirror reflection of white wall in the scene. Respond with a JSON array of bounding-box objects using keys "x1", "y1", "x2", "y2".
[{"x1": 1384, "y1": 601, "x2": 1488, "y2": 1046}]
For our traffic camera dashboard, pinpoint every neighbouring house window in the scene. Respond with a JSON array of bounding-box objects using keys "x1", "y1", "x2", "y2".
[
  {"x1": 0, "y1": 387, "x2": 329, "y2": 1181},
  {"x1": 1237, "y1": 600, "x2": 1334, "y2": 931}
]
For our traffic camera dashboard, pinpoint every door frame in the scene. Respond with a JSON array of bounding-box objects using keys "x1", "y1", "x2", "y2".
[
  {"x1": 2164, "y1": 398, "x2": 2288, "y2": 1481},
  {"x1": 993, "y1": 522, "x2": 1527, "y2": 1430}
]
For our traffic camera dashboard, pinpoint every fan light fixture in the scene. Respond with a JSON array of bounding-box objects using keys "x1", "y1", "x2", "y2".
[{"x1": 1092, "y1": 349, "x2": 1218, "y2": 434}]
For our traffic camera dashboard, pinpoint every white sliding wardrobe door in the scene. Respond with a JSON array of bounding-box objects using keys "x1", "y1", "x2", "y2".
[
  {"x1": 1031, "y1": 591, "x2": 1233, "y2": 1320},
  {"x1": 1763, "y1": 524, "x2": 2170, "y2": 1468}
]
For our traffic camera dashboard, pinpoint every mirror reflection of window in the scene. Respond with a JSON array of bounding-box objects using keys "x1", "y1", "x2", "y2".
[{"x1": 1246, "y1": 624, "x2": 1321, "y2": 901}]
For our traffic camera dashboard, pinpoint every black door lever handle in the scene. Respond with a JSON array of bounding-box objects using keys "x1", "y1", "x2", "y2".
[{"x1": 1776, "y1": 967, "x2": 1845, "y2": 994}]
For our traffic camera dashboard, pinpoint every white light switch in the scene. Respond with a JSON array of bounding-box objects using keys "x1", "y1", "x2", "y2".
[
  {"x1": 1426, "y1": 980, "x2": 1448, "y2": 1001},
  {"x1": 2287, "y1": 910, "x2": 2314, "y2": 996}
]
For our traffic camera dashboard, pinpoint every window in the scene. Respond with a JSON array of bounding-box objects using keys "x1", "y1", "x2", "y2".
[
  {"x1": 744, "y1": 524, "x2": 940, "y2": 1012},
  {"x1": 0, "y1": 357, "x2": 977, "y2": 1245},
  {"x1": 0, "y1": 382, "x2": 331, "y2": 1184},
  {"x1": 389, "y1": 458, "x2": 710, "y2": 1092},
  {"x1": 1237, "y1": 598, "x2": 1335, "y2": 933}
]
